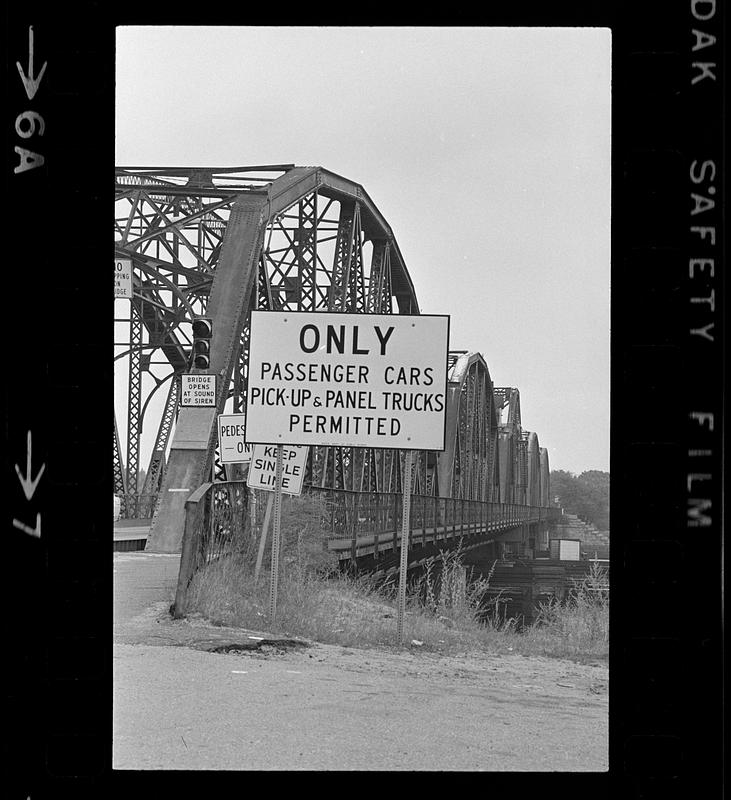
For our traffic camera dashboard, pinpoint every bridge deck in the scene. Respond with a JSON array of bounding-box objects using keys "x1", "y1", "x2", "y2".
[
  {"x1": 113, "y1": 518, "x2": 510, "y2": 557},
  {"x1": 327, "y1": 518, "x2": 529, "y2": 561},
  {"x1": 114, "y1": 520, "x2": 151, "y2": 551}
]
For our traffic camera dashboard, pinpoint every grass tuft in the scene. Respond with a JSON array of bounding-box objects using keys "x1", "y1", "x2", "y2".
[{"x1": 518, "y1": 563, "x2": 609, "y2": 659}]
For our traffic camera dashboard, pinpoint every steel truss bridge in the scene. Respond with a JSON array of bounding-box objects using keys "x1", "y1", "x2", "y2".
[{"x1": 114, "y1": 165, "x2": 554, "y2": 577}]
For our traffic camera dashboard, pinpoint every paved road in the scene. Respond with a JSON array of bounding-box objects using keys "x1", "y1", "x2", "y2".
[
  {"x1": 113, "y1": 551, "x2": 180, "y2": 624},
  {"x1": 113, "y1": 641, "x2": 608, "y2": 771},
  {"x1": 113, "y1": 551, "x2": 608, "y2": 771}
]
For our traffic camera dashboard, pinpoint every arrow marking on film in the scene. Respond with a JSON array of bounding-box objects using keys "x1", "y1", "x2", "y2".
[
  {"x1": 13, "y1": 514, "x2": 41, "y2": 539},
  {"x1": 15, "y1": 430, "x2": 45, "y2": 501},
  {"x1": 16, "y1": 26, "x2": 47, "y2": 101}
]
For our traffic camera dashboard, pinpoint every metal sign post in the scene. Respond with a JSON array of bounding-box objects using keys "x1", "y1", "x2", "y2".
[
  {"x1": 254, "y1": 492, "x2": 274, "y2": 583},
  {"x1": 249, "y1": 483, "x2": 257, "y2": 551},
  {"x1": 268, "y1": 444, "x2": 284, "y2": 622},
  {"x1": 245, "y1": 311, "x2": 450, "y2": 641},
  {"x1": 396, "y1": 449, "x2": 415, "y2": 644}
]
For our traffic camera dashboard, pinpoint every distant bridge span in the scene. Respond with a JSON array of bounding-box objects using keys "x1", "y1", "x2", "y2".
[{"x1": 114, "y1": 165, "x2": 553, "y2": 574}]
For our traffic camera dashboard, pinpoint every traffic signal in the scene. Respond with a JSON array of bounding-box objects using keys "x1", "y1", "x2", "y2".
[{"x1": 192, "y1": 317, "x2": 213, "y2": 370}]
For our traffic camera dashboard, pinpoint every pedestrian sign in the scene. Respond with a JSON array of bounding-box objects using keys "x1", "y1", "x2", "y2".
[{"x1": 217, "y1": 413, "x2": 252, "y2": 463}]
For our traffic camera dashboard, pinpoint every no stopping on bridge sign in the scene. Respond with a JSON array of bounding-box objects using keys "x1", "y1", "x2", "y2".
[{"x1": 245, "y1": 311, "x2": 449, "y2": 450}]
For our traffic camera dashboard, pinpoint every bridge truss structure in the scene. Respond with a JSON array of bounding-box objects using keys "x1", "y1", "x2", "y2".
[{"x1": 113, "y1": 165, "x2": 550, "y2": 551}]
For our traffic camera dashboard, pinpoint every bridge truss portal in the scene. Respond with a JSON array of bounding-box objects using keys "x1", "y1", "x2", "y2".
[{"x1": 113, "y1": 165, "x2": 551, "y2": 552}]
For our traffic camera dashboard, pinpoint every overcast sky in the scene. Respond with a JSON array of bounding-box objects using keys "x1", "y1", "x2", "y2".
[{"x1": 116, "y1": 26, "x2": 611, "y2": 474}]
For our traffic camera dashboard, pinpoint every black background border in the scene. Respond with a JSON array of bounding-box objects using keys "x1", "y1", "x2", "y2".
[{"x1": 3, "y1": 3, "x2": 725, "y2": 796}]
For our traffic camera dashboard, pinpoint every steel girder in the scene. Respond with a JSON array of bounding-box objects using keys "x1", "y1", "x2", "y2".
[
  {"x1": 114, "y1": 165, "x2": 552, "y2": 549},
  {"x1": 492, "y1": 388, "x2": 550, "y2": 508},
  {"x1": 539, "y1": 447, "x2": 551, "y2": 507},
  {"x1": 437, "y1": 352, "x2": 499, "y2": 503},
  {"x1": 113, "y1": 414, "x2": 126, "y2": 494},
  {"x1": 495, "y1": 387, "x2": 524, "y2": 504},
  {"x1": 141, "y1": 376, "x2": 179, "y2": 496},
  {"x1": 125, "y1": 308, "x2": 143, "y2": 494},
  {"x1": 115, "y1": 168, "x2": 238, "y2": 516},
  {"x1": 526, "y1": 431, "x2": 541, "y2": 507},
  {"x1": 114, "y1": 166, "x2": 421, "y2": 550}
]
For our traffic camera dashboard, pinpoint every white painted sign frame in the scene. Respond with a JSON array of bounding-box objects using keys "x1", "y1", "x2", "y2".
[{"x1": 245, "y1": 311, "x2": 450, "y2": 451}]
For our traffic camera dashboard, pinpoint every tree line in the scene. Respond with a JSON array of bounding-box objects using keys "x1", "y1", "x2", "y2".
[{"x1": 550, "y1": 469, "x2": 609, "y2": 531}]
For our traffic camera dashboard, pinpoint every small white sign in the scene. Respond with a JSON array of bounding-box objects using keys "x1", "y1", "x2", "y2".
[
  {"x1": 245, "y1": 311, "x2": 449, "y2": 450},
  {"x1": 247, "y1": 444, "x2": 308, "y2": 495},
  {"x1": 559, "y1": 539, "x2": 581, "y2": 561},
  {"x1": 217, "y1": 413, "x2": 252, "y2": 463},
  {"x1": 551, "y1": 538, "x2": 581, "y2": 561},
  {"x1": 114, "y1": 258, "x2": 133, "y2": 299},
  {"x1": 181, "y1": 374, "x2": 216, "y2": 407}
]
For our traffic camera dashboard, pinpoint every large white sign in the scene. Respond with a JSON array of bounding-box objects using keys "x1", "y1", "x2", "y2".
[
  {"x1": 247, "y1": 444, "x2": 308, "y2": 495},
  {"x1": 181, "y1": 374, "x2": 216, "y2": 407},
  {"x1": 217, "y1": 413, "x2": 253, "y2": 463},
  {"x1": 114, "y1": 258, "x2": 133, "y2": 299},
  {"x1": 245, "y1": 311, "x2": 449, "y2": 450}
]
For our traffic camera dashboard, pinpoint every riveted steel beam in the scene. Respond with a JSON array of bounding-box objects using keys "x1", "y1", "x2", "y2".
[
  {"x1": 118, "y1": 166, "x2": 568, "y2": 556},
  {"x1": 437, "y1": 351, "x2": 497, "y2": 502},
  {"x1": 125, "y1": 307, "x2": 142, "y2": 499},
  {"x1": 114, "y1": 415, "x2": 126, "y2": 495},
  {"x1": 146, "y1": 195, "x2": 270, "y2": 551},
  {"x1": 142, "y1": 376, "x2": 180, "y2": 497}
]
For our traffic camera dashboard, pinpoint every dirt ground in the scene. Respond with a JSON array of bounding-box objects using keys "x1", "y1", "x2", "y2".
[{"x1": 113, "y1": 557, "x2": 608, "y2": 771}]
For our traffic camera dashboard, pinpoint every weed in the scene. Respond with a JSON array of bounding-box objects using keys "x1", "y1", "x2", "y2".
[
  {"x1": 185, "y1": 493, "x2": 609, "y2": 659},
  {"x1": 520, "y1": 563, "x2": 609, "y2": 659}
]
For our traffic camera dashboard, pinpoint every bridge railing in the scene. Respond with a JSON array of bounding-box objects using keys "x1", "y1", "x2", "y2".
[
  {"x1": 173, "y1": 480, "x2": 251, "y2": 617},
  {"x1": 319, "y1": 489, "x2": 549, "y2": 560},
  {"x1": 172, "y1": 480, "x2": 552, "y2": 616},
  {"x1": 115, "y1": 493, "x2": 160, "y2": 520}
]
